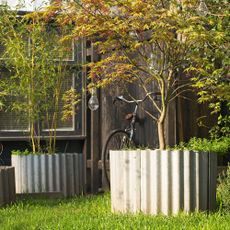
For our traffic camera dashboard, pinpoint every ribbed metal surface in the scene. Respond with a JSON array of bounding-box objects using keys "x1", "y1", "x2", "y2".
[
  {"x1": 110, "y1": 150, "x2": 217, "y2": 215},
  {"x1": 123, "y1": 150, "x2": 141, "y2": 212},
  {"x1": 12, "y1": 153, "x2": 83, "y2": 197},
  {"x1": 111, "y1": 150, "x2": 141, "y2": 213},
  {"x1": 0, "y1": 166, "x2": 16, "y2": 206}
]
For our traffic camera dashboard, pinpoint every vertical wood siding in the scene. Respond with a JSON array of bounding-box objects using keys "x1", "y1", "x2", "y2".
[{"x1": 100, "y1": 86, "x2": 216, "y2": 154}]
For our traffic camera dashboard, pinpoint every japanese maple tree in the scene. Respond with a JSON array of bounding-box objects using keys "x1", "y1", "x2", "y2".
[{"x1": 47, "y1": 0, "x2": 229, "y2": 149}]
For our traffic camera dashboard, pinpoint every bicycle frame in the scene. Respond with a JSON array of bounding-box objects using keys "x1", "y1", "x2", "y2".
[
  {"x1": 114, "y1": 92, "x2": 158, "y2": 143},
  {"x1": 102, "y1": 92, "x2": 159, "y2": 188},
  {"x1": 125, "y1": 104, "x2": 138, "y2": 142}
]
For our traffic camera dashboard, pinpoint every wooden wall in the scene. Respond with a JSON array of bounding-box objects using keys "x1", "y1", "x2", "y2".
[
  {"x1": 175, "y1": 92, "x2": 217, "y2": 143},
  {"x1": 100, "y1": 83, "x2": 160, "y2": 152},
  {"x1": 99, "y1": 86, "x2": 216, "y2": 154}
]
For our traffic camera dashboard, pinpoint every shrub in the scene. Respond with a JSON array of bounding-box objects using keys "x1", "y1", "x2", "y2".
[
  {"x1": 12, "y1": 149, "x2": 34, "y2": 156},
  {"x1": 209, "y1": 115, "x2": 230, "y2": 139},
  {"x1": 217, "y1": 165, "x2": 230, "y2": 211},
  {"x1": 170, "y1": 137, "x2": 230, "y2": 155}
]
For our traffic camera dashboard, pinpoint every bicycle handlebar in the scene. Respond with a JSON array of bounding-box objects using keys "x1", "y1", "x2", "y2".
[{"x1": 113, "y1": 92, "x2": 159, "y2": 105}]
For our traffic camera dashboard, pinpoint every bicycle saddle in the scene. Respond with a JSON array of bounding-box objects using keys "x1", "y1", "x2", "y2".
[{"x1": 125, "y1": 113, "x2": 140, "y2": 122}]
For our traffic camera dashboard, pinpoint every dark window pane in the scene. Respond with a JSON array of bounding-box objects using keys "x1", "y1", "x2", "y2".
[
  {"x1": 42, "y1": 73, "x2": 75, "y2": 131},
  {"x1": 0, "y1": 97, "x2": 29, "y2": 131}
]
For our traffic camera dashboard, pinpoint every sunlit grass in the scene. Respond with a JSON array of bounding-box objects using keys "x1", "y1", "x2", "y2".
[{"x1": 0, "y1": 193, "x2": 230, "y2": 230}]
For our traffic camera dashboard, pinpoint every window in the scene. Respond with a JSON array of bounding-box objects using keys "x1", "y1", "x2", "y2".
[
  {"x1": 0, "y1": 67, "x2": 29, "y2": 132},
  {"x1": 42, "y1": 71, "x2": 84, "y2": 132},
  {"x1": 55, "y1": 39, "x2": 76, "y2": 62},
  {"x1": 45, "y1": 73, "x2": 77, "y2": 131},
  {"x1": 0, "y1": 98, "x2": 29, "y2": 132},
  {"x1": 0, "y1": 39, "x2": 86, "y2": 139}
]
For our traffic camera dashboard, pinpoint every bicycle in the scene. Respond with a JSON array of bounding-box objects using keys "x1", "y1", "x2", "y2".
[{"x1": 102, "y1": 92, "x2": 158, "y2": 188}]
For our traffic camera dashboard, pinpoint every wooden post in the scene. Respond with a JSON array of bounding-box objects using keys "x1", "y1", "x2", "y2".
[
  {"x1": 82, "y1": 38, "x2": 88, "y2": 194},
  {"x1": 177, "y1": 97, "x2": 184, "y2": 142},
  {"x1": 165, "y1": 99, "x2": 177, "y2": 147},
  {"x1": 82, "y1": 138, "x2": 88, "y2": 194},
  {"x1": 88, "y1": 41, "x2": 100, "y2": 194},
  {"x1": 90, "y1": 106, "x2": 100, "y2": 193}
]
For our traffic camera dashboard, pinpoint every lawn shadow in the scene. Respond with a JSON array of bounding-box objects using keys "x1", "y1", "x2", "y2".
[{"x1": 14, "y1": 192, "x2": 109, "y2": 208}]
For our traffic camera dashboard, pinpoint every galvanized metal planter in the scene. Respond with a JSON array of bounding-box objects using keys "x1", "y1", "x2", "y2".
[
  {"x1": 0, "y1": 166, "x2": 16, "y2": 207},
  {"x1": 11, "y1": 153, "x2": 83, "y2": 197},
  {"x1": 110, "y1": 149, "x2": 217, "y2": 215}
]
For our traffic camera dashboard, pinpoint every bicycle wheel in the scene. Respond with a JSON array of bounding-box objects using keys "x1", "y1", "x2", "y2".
[{"x1": 102, "y1": 129, "x2": 135, "y2": 188}]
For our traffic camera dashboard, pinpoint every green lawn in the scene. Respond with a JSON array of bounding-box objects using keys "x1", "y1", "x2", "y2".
[{"x1": 0, "y1": 193, "x2": 230, "y2": 230}]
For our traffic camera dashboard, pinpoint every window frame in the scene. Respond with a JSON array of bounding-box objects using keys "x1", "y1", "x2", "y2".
[{"x1": 0, "y1": 38, "x2": 87, "y2": 140}]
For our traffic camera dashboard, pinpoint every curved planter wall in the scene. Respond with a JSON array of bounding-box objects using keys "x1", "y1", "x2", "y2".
[
  {"x1": 0, "y1": 166, "x2": 16, "y2": 206},
  {"x1": 12, "y1": 153, "x2": 83, "y2": 197},
  {"x1": 110, "y1": 150, "x2": 217, "y2": 215}
]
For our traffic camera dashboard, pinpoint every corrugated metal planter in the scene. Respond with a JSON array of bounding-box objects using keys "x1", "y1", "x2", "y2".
[
  {"x1": 0, "y1": 166, "x2": 16, "y2": 207},
  {"x1": 110, "y1": 149, "x2": 217, "y2": 215},
  {"x1": 11, "y1": 153, "x2": 83, "y2": 197}
]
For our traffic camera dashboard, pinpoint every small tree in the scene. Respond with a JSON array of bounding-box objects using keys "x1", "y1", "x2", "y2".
[
  {"x1": 190, "y1": 0, "x2": 230, "y2": 138},
  {"x1": 0, "y1": 6, "x2": 79, "y2": 153},
  {"x1": 49, "y1": 0, "x2": 228, "y2": 149}
]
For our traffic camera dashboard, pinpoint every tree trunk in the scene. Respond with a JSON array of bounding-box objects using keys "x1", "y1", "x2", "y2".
[{"x1": 158, "y1": 121, "x2": 166, "y2": 150}]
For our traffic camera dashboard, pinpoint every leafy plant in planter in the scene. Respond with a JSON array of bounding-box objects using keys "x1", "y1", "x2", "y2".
[
  {"x1": 0, "y1": 6, "x2": 83, "y2": 197},
  {"x1": 0, "y1": 6, "x2": 79, "y2": 153},
  {"x1": 171, "y1": 137, "x2": 230, "y2": 155}
]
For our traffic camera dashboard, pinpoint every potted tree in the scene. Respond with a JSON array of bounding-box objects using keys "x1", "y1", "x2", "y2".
[
  {"x1": 50, "y1": 0, "x2": 227, "y2": 211},
  {"x1": 0, "y1": 6, "x2": 83, "y2": 197}
]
